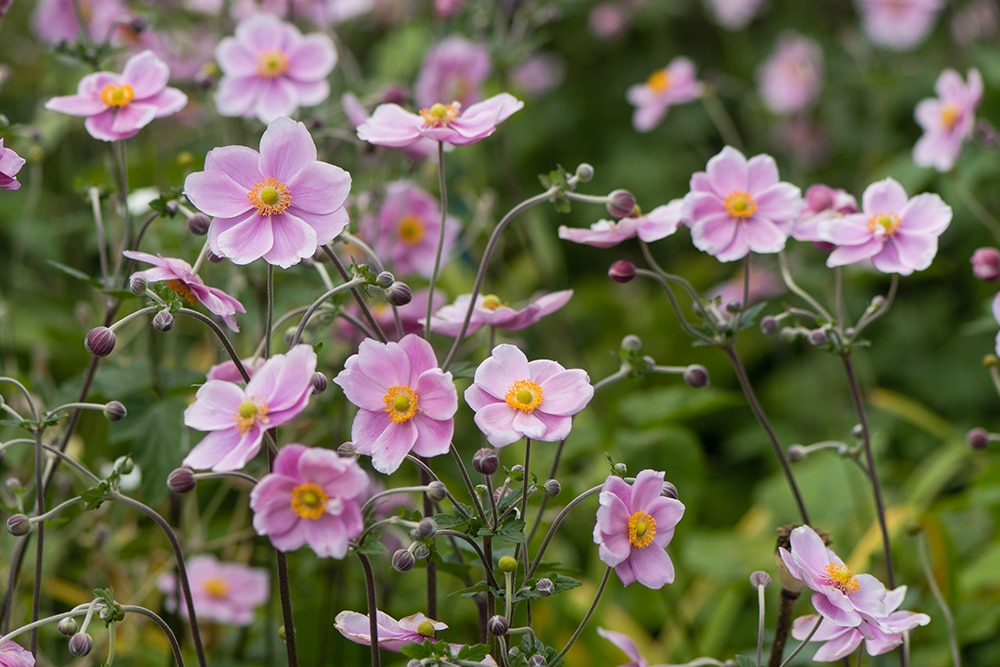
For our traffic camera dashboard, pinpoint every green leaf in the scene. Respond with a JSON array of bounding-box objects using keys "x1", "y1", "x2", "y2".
[{"x1": 733, "y1": 655, "x2": 757, "y2": 667}]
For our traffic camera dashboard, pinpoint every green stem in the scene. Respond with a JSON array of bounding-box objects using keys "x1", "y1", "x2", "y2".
[
  {"x1": 425, "y1": 141, "x2": 448, "y2": 339},
  {"x1": 550, "y1": 566, "x2": 612, "y2": 665}
]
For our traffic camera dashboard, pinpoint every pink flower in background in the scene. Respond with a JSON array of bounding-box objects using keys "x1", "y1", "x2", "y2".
[
  {"x1": 0, "y1": 139, "x2": 25, "y2": 191},
  {"x1": 593, "y1": 470, "x2": 685, "y2": 589},
  {"x1": 819, "y1": 177, "x2": 951, "y2": 275},
  {"x1": 559, "y1": 200, "x2": 684, "y2": 248},
  {"x1": 511, "y1": 54, "x2": 565, "y2": 98},
  {"x1": 334, "y1": 334, "x2": 457, "y2": 474},
  {"x1": 184, "y1": 117, "x2": 351, "y2": 268},
  {"x1": 708, "y1": 266, "x2": 785, "y2": 310},
  {"x1": 427, "y1": 290, "x2": 574, "y2": 337},
  {"x1": 597, "y1": 627, "x2": 649, "y2": 667},
  {"x1": 415, "y1": 36, "x2": 491, "y2": 109},
  {"x1": 464, "y1": 344, "x2": 593, "y2": 447},
  {"x1": 250, "y1": 444, "x2": 368, "y2": 558},
  {"x1": 214, "y1": 13, "x2": 337, "y2": 123},
  {"x1": 206, "y1": 357, "x2": 265, "y2": 382},
  {"x1": 227, "y1": 0, "x2": 373, "y2": 25},
  {"x1": 792, "y1": 184, "x2": 859, "y2": 247},
  {"x1": 357, "y1": 92, "x2": 523, "y2": 147},
  {"x1": 32, "y1": 0, "x2": 129, "y2": 45},
  {"x1": 183, "y1": 345, "x2": 317, "y2": 471},
  {"x1": 626, "y1": 58, "x2": 701, "y2": 133},
  {"x1": 683, "y1": 146, "x2": 802, "y2": 262},
  {"x1": 757, "y1": 32, "x2": 823, "y2": 114},
  {"x1": 0, "y1": 636, "x2": 34, "y2": 666},
  {"x1": 341, "y1": 92, "x2": 438, "y2": 161},
  {"x1": 857, "y1": 0, "x2": 944, "y2": 50},
  {"x1": 361, "y1": 181, "x2": 460, "y2": 278},
  {"x1": 335, "y1": 610, "x2": 447, "y2": 652},
  {"x1": 704, "y1": 0, "x2": 767, "y2": 29},
  {"x1": 971, "y1": 247, "x2": 1000, "y2": 281},
  {"x1": 123, "y1": 251, "x2": 246, "y2": 332},
  {"x1": 913, "y1": 68, "x2": 983, "y2": 172},
  {"x1": 158, "y1": 555, "x2": 269, "y2": 625},
  {"x1": 45, "y1": 50, "x2": 187, "y2": 142}
]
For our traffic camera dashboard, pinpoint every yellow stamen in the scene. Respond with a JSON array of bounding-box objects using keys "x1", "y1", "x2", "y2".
[
  {"x1": 940, "y1": 104, "x2": 961, "y2": 131},
  {"x1": 383, "y1": 385, "x2": 419, "y2": 424},
  {"x1": 866, "y1": 212, "x2": 902, "y2": 236},
  {"x1": 627, "y1": 510, "x2": 657, "y2": 548},
  {"x1": 398, "y1": 214, "x2": 425, "y2": 245},
  {"x1": 100, "y1": 83, "x2": 135, "y2": 108},
  {"x1": 203, "y1": 577, "x2": 230, "y2": 598},
  {"x1": 419, "y1": 102, "x2": 460, "y2": 127},
  {"x1": 724, "y1": 191, "x2": 757, "y2": 219},
  {"x1": 256, "y1": 50, "x2": 289, "y2": 79},
  {"x1": 234, "y1": 398, "x2": 269, "y2": 435},
  {"x1": 824, "y1": 562, "x2": 861, "y2": 594},
  {"x1": 504, "y1": 379, "x2": 544, "y2": 414},
  {"x1": 248, "y1": 177, "x2": 292, "y2": 216},
  {"x1": 481, "y1": 294, "x2": 504, "y2": 311},
  {"x1": 646, "y1": 69, "x2": 670, "y2": 94},
  {"x1": 290, "y1": 482, "x2": 328, "y2": 520},
  {"x1": 167, "y1": 279, "x2": 197, "y2": 304}
]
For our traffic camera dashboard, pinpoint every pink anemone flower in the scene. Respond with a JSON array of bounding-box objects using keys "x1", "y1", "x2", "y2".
[
  {"x1": 333, "y1": 334, "x2": 458, "y2": 475},
  {"x1": 335, "y1": 610, "x2": 447, "y2": 652},
  {"x1": 857, "y1": 0, "x2": 944, "y2": 51},
  {"x1": 341, "y1": 92, "x2": 438, "y2": 160},
  {"x1": 682, "y1": 146, "x2": 802, "y2": 262},
  {"x1": 593, "y1": 470, "x2": 685, "y2": 589},
  {"x1": 250, "y1": 444, "x2": 369, "y2": 558},
  {"x1": 626, "y1": 58, "x2": 701, "y2": 133},
  {"x1": 913, "y1": 68, "x2": 983, "y2": 172},
  {"x1": 32, "y1": 0, "x2": 129, "y2": 46},
  {"x1": 0, "y1": 635, "x2": 34, "y2": 666},
  {"x1": 426, "y1": 290, "x2": 573, "y2": 337},
  {"x1": 464, "y1": 344, "x2": 593, "y2": 448},
  {"x1": 704, "y1": 0, "x2": 767, "y2": 29},
  {"x1": 792, "y1": 184, "x2": 859, "y2": 248},
  {"x1": 559, "y1": 200, "x2": 684, "y2": 248},
  {"x1": 45, "y1": 50, "x2": 187, "y2": 142},
  {"x1": 183, "y1": 345, "x2": 317, "y2": 471},
  {"x1": 357, "y1": 92, "x2": 523, "y2": 148},
  {"x1": 124, "y1": 250, "x2": 246, "y2": 332},
  {"x1": 0, "y1": 139, "x2": 26, "y2": 191},
  {"x1": 157, "y1": 555, "x2": 269, "y2": 625},
  {"x1": 757, "y1": 32, "x2": 823, "y2": 115},
  {"x1": 415, "y1": 36, "x2": 492, "y2": 110},
  {"x1": 818, "y1": 177, "x2": 951, "y2": 275},
  {"x1": 184, "y1": 116, "x2": 352, "y2": 268}
]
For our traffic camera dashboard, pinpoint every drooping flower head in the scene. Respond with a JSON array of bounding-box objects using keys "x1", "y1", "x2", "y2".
[
  {"x1": 464, "y1": 344, "x2": 593, "y2": 448},
  {"x1": 183, "y1": 345, "x2": 317, "y2": 471},
  {"x1": 335, "y1": 610, "x2": 447, "y2": 652},
  {"x1": 250, "y1": 444, "x2": 369, "y2": 558},
  {"x1": 818, "y1": 177, "x2": 951, "y2": 275},
  {"x1": 426, "y1": 290, "x2": 573, "y2": 337},
  {"x1": 682, "y1": 146, "x2": 803, "y2": 262},
  {"x1": 597, "y1": 627, "x2": 649, "y2": 667},
  {"x1": 357, "y1": 92, "x2": 523, "y2": 148},
  {"x1": 415, "y1": 36, "x2": 492, "y2": 110},
  {"x1": 757, "y1": 32, "x2": 823, "y2": 115},
  {"x1": 0, "y1": 635, "x2": 34, "y2": 666},
  {"x1": 214, "y1": 13, "x2": 337, "y2": 123},
  {"x1": 123, "y1": 251, "x2": 246, "y2": 331},
  {"x1": 334, "y1": 334, "x2": 458, "y2": 474},
  {"x1": 45, "y1": 50, "x2": 187, "y2": 142},
  {"x1": 913, "y1": 68, "x2": 983, "y2": 172},
  {"x1": 157, "y1": 554, "x2": 269, "y2": 625},
  {"x1": 0, "y1": 139, "x2": 26, "y2": 191},
  {"x1": 593, "y1": 470, "x2": 685, "y2": 589},
  {"x1": 856, "y1": 0, "x2": 944, "y2": 50},
  {"x1": 559, "y1": 200, "x2": 684, "y2": 248},
  {"x1": 626, "y1": 58, "x2": 701, "y2": 133},
  {"x1": 184, "y1": 116, "x2": 351, "y2": 268}
]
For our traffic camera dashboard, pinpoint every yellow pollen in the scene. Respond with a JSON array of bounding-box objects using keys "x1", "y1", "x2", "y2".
[
  {"x1": 234, "y1": 398, "x2": 269, "y2": 435},
  {"x1": 398, "y1": 214, "x2": 426, "y2": 245},
  {"x1": 100, "y1": 83, "x2": 135, "y2": 108},
  {"x1": 866, "y1": 211, "x2": 902, "y2": 236},
  {"x1": 383, "y1": 385, "x2": 419, "y2": 423},
  {"x1": 504, "y1": 379, "x2": 544, "y2": 414},
  {"x1": 248, "y1": 177, "x2": 292, "y2": 216},
  {"x1": 290, "y1": 482, "x2": 328, "y2": 520},
  {"x1": 416, "y1": 620, "x2": 436, "y2": 637},
  {"x1": 419, "y1": 102, "x2": 460, "y2": 127},
  {"x1": 481, "y1": 294, "x2": 504, "y2": 311},
  {"x1": 646, "y1": 69, "x2": 670, "y2": 94},
  {"x1": 627, "y1": 510, "x2": 657, "y2": 548},
  {"x1": 940, "y1": 104, "x2": 961, "y2": 130},
  {"x1": 724, "y1": 191, "x2": 758, "y2": 219},
  {"x1": 824, "y1": 562, "x2": 861, "y2": 594},
  {"x1": 167, "y1": 279, "x2": 197, "y2": 304},
  {"x1": 203, "y1": 577, "x2": 230, "y2": 598},
  {"x1": 256, "y1": 49, "x2": 289, "y2": 78}
]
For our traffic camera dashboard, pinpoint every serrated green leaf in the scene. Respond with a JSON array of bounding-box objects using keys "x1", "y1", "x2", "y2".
[{"x1": 494, "y1": 517, "x2": 526, "y2": 544}]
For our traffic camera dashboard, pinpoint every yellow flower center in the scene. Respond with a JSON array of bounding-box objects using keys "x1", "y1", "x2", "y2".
[
  {"x1": 203, "y1": 577, "x2": 230, "y2": 598},
  {"x1": 481, "y1": 294, "x2": 504, "y2": 311},
  {"x1": 646, "y1": 69, "x2": 670, "y2": 94},
  {"x1": 866, "y1": 212, "x2": 901, "y2": 236},
  {"x1": 290, "y1": 482, "x2": 328, "y2": 520},
  {"x1": 248, "y1": 177, "x2": 292, "y2": 216},
  {"x1": 398, "y1": 214, "x2": 425, "y2": 245},
  {"x1": 724, "y1": 191, "x2": 758, "y2": 219},
  {"x1": 234, "y1": 398, "x2": 269, "y2": 435},
  {"x1": 419, "y1": 102, "x2": 460, "y2": 127},
  {"x1": 940, "y1": 104, "x2": 961, "y2": 131},
  {"x1": 256, "y1": 49, "x2": 289, "y2": 79},
  {"x1": 416, "y1": 620, "x2": 437, "y2": 637},
  {"x1": 824, "y1": 562, "x2": 861, "y2": 594},
  {"x1": 627, "y1": 510, "x2": 656, "y2": 549},
  {"x1": 504, "y1": 379, "x2": 544, "y2": 413},
  {"x1": 383, "y1": 385, "x2": 419, "y2": 423},
  {"x1": 100, "y1": 83, "x2": 135, "y2": 108},
  {"x1": 167, "y1": 279, "x2": 197, "y2": 304}
]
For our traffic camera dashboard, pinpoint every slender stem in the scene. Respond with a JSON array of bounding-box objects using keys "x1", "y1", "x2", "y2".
[
  {"x1": 177, "y1": 309, "x2": 250, "y2": 382},
  {"x1": 264, "y1": 264, "x2": 275, "y2": 358},
  {"x1": 30, "y1": 427, "x2": 43, "y2": 654},
  {"x1": 779, "y1": 615, "x2": 822, "y2": 667},
  {"x1": 525, "y1": 439, "x2": 567, "y2": 546},
  {"x1": 634, "y1": 269, "x2": 715, "y2": 344},
  {"x1": 121, "y1": 605, "x2": 186, "y2": 667},
  {"x1": 918, "y1": 532, "x2": 959, "y2": 667},
  {"x1": 434, "y1": 530, "x2": 500, "y2": 589},
  {"x1": 338, "y1": 232, "x2": 385, "y2": 273},
  {"x1": 449, "y1": 444, "x2": 486, "y2": 522},
  {"x1": 274, "y1": 550, "x2": 299, "y2": 667},
  {"x1": 425, "y1": 141, "x2": 448, "y2": 339},
  {"x1": 756, "y1": 582, "x2": 766, "y2": 667},
  {"x1": 356, "y1": 553, "x2": 381, "y2": 667},
  {"x1": 550, "y1": 566, "x2": 612, "y2": 665},
  {"x1": 289, "y1": 276, "x2": 368, "y2": 347},
  {"x1": 526, "y1": 485, "x2": 602, "y2": 579},
  {"x1": 700, "y1": 87, "x2": 744, "y2": 149},
  {"x1": 767, "y1": 588, "x2": 800, "y2": 667},
  {"x1": 778, "y1": 251, "x2": 833, "y2": 323},
  {"x1": 321, "y1": 245, "x2": 388, "y2": 343}
]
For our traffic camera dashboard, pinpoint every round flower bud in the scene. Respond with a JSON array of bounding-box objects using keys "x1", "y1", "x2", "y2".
[
  {"x1": 807, "y1": 329, "x2": 827, "y2": 346},
  {"x1": 575, "y1": 163, "x2": 594, "y2": 182},
  {"x1": 608, "y1": 260, "x2": 636, "y2": 283},
  {"x1": 985, "y1": 354, "x2": 999, "y2": 369},
  {"x1": 129, "y1": 274, "x2": 148, "y2": 295},
  {"x1": 661, "y1": 481, "x2": 679, "y2": 500},
  {"x1": 543, "y1": 479, "x2": 561, "y2": 497},
  {"x1": 187, "y1": 213, "x2": 211, "y2": 236},
  {"x1": 967, "y1": 427, "x2": 990, "y2": 450},
  {"x1": 621, "y1": 334, "x2": 642, "y2": 351},
  {"x1": 6, "y1": 513, "x2": 31, "y2": 537},
  {"x1": 528, "y1": 655, "x2": 548, "y2": 667},
  {"x1": 278, "y1": 625, "x2": 286, "y2": 641},
  {"x1": 415, "y1": 517, "x2": 438, "y2": 538},
  {"x1": 68, "y1": 632, "x2": 93, "y2": 657},
  {"x1": 509, "y1": 464, "x2": 524, "y2": 482},
  {"x1": 612, "y1": 462, "x2": 627, "y2": 476},
  {"x1": 152, "y1": 309, "x2": 174, "y2": 332},
  {"x1": 498, "y1": 555, "x2": 518, "y2": 572},
  {"x1": 426, "y1": 481, "x2": 447, "y2": 502},
  {"x1": 85, "y1": 326, "x2": 117, "y2": 357},
  {"x1": 167, "y1": 467, "x2": 197, "y2": 494},
  {"x1": 778, "y1": 327, "x2": 798, "y2": 344},
  {"x1": 761, "y1": 316, "x2": 779, "y2": 335},
  {"x1": 392, "y1": 549, "x2": 415, "y2": 572},
  {"x1": 869, "y1": 296, "x2": 885, "y2": 310},
  {"x1": 375, "y1": 271, "x2": 395, "y2": 289},
  {"x1": 411, "y1": 543, "x2": 431, "y2": 561},
  {"x1": 606, "y1": 189, "x2": 637, "y2": 218},
  {"x1": 787, "y1": 445, "x2": 807, "y2": 462},
  {"x1": 749, "y1": 570, "x2": 771, "y2": 590},
  {"x1": 207, "y1": 250, "x2": 224, "y2": 263},
  {"x1": 103, "y1": 401, "x2": 127, "y2": 422},
  {"x1": 683, "y1": 365, "x2": 709, "y2": 388},
  {"x1": 310, "y1": 372, "x2": 328, "y2": 395},
  {"x1": 386, "y1": 281, "x2": 413, "y2": 307},
  {"x1": 473, "y1": 448, "x2": 499, "y2": 476},
  {"x1": 535, "y1": 578, "x2": 554, "y2": 596},
  {"x1": 57, "y1": 617, "x2": 79, "y2": 636},
  {"x1": 971, "y1": 247, "x2": 1000, "y2": 281},
  {"x1": 337, "y1": 442, "x2": 357, "y2": 457},
  {"x1": 487, "y1": 615, "x2": 509, "y2": 636}
]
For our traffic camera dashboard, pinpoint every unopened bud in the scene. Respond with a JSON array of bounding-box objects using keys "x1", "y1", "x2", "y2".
[
  {"x1": 612, "y1": 462, "x2": 627, "y2": 477},
  {"x1": 851, "y1": 424, "x2": 864, "y2": 439},
  {"x1": 375, "y1": 271, "x2": 394, "y2": 289},
  {"x1": 535, "y1": 577, "x2": 554, "y2": 596},
  {"x1": 311, "y1": 372, "x2": 328, "y2": 394},
  {"x1": 167, "y1": 467, "x2": 197, "y2": 494},
  {"x1": 778, "y1": 327, "x2": 798, "y2": 344},
  {"x1": 129, "y1": 274, "x2": 148, "y2": 295},
  {"x1": 787, "y1": 445, "x2": 807, "y2": 462},
  {"x1": 386, "y1": 281, "x2": 412, "y2": 306},
  {"x1": 426, "y1": 481, "x2": 447, "y2": 502},
  {"x1": 85, "y1": 326, "x2": 117, "y2": 357},
  {"x1": 392, "y1": 549, "x2": 415, "y2": 572},
  {"x1": 187, "y1": 213, "x2": 211, "y2": 236},
  {"x1": 661, "y1": 481, "x2": 678, "y2": 499},
  {"x1": 761, "y1": 316, "x2": 779, "y2": 335},
  {"x1": 528, "y1": 655, "x2": 548, "y2": 667},
  {"x1": 58, "y1": 617, "x2": 79, "y2": 636},
  {"x1": 808, "y1": 329, "x2": 827, "y2": 346},
  {"x1": 509, "y1": 464, "x2": 524, "y2": 482},
  {"x1": 152, "y1": 309, "x2": 174, "y2": 332},
  {"x1": 608, "y1": 260, "x2": 636, "y2": 283},
  {"x1": 725, "y1": 300, "x2": 742, "y2": 314},
  {"x1": 621, "y1": 334, "x2": 642, "y2": 351},
  {"x1": 498, "y1": 555, "x2": 518, "y2": 572},
  {"x1": 967, "y1": 427, "x2": 990, "y2": 450},
  {"x1": 750, "y1": 570, "x2": 771, "y2": 589},
  {"x1": 337, "y1": 442, "x2": 357, "y2": 457},
  {"x1": 473, "y1": 448, "x2": 499, "y2": 475},
  {"x1": 543, "y1": 479, "x2": 561, "y2": 497},
  {"x1": 869, "y1": 295, "x2": 885, "y2": 310},
  {"x1": 972, "y1": 247, "x2": 1000, "y2": 281},
  {"x1": 575, "y1": 163, "x2": 594, "y2": 182},
  {"x1": 487, "y1": 615, "x2": 509, "y2": 636},
  {"x1": 68, "y1": 632, "x2": 93, "y2": 657},
  {"x1": 683, "y1": 365, "x2": 709, "y2": 388},
  {"x1": 606, "y1": 189, "x2": 637, "y2": 218},
  {"x1": 6, "y1": 513, "x2": 31, "y2": 536},
  {"x1": 415, "y1": 517, "x2": 438, "y2": 538},
  {"x1": 411, "y1": 543, "x2": 431, "y2": 560}
]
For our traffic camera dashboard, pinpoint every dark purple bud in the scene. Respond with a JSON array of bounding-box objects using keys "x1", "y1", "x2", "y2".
[
  {"x1": 85, "y1": 326, "x2": 116, "y2": 357},
  {"x1": 487, "y1": 615, "x2": 509, "y2": 636},
  {"x1": 187, "y1": 213, "x2": 211, "y2": 236},
  {"x1": 152, "y1": 309, "x2": 174, "y2": 332},
  {"x1": 129, "y1": 274, "x2": 148, "y2": 294},
  {"x1": 608, "y1": 260, "x2": 636, "y2": 283},
  {"x1": 683, "y1": 364, "x2": 709, "y2": 388},
  {"x1": 543, "y1": 479, "x2": 561, "y2": 497},
  {"x1": 473, "y1": 448, "x2": 499, "y2": 475},
  {"x1": 337, "y1": 442, "x2": 357, "y2": 457},
  {"x1": 415, "y1": 518, "x2": 437, "y2": 538},
  {"x1": 535, "y1": 577, "x2": 554, "y2": 596},
  {"x1": 6, "y1": 513, "x2": 31, "y2": 536},
  {"x1": 612, "y1": 462, "x2": 627, "y2": 476},
  {"x1": 207, "y1": 250, "x2": 224, "y2": 263},
  {"x1": 967, "y1": 427, "x2": 990, "y2": 450},
  {"x1": 606, "y1": 189, "x2": 637, "y2": 218},
  {"x1": 661, "y1": 481, "x2": 678, "y2": 499},
  {"x1": 375, "y1": 271, "x2": 394, "y2": 289},
  {"x1": 971, "y1": 247, "x2": 1000, "y2": 281},
  {"x1": 103, "y1": 401, "x2": 127, "y2": 422},
  {"x1": 392, "y1": 549, "x2": 415, "y2": 572},
  {"x1": 311, "y1": 372, "x2": 328, "y2": 394},
  {"x1": 808, "y1": 329, "x2": 827, "y2": 346},
  {"x1": 380, "y1": 84, "x2": 407, "y2": 105},
  {"x1": 68, "y1": 632, "x2": 93, "y2": 657},
  {"x1": 167, "y1": 467, "x2": 197, "y2": 494},
  {"x1": 386, "y1": 281, "x2": 412, "y2": 307},
  {"x1": 411, "y1": 543, "x2": 431, "y2": 560},
  {"x1": 426, "y1": 481, "x2": 447, "y2": 502},
  {"x1": 761, "y1": 316, "x2": 779, "y2": 335}
]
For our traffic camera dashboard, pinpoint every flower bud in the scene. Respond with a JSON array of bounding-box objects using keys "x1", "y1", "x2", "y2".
[
  {"x1": 411, "y1": 543, "x2": 431, "y2": 560},
  {"x1": 152, "y1": 309, "x2": 174, "y2": 332},
  {"x1": 85, "y1": 326, "x2": 117, "y2": 357},
  {"x1": 967, "y1": 427, "x2": 990, "y2": 450},
  {"x1": 606, "y1": 189, "x2": 637, "y2": 218},
  {"x1": 760, "y1": 316, "x2": 779, "y2": 335},
  {"x1": 68, "y1": 632, "x2": 93, "y2": 657},
  {"x1": 386, "y1": 281, "x2": 412, "y2": 306},
  {"x1": 207, "y1": 250, "x2": 224, "y2": 263},
  {"x1": 498, "y1": 555, "x2": 518, "y2": 572},
  {"x1": 426, "y1": 480, "x2": 447, "y2": 502},
  {"x1": 187, "y1": 213, "x2": 211, "y2": 236},
  {"x1": 310, "y1": 372, "x2": 328, "y2": 394},
  {"x1": 575, "y1": 163, "x2": 594, "y2": 182},
  {"x1": 337, "y1": 442, "x2": 357, "y2": 457},
  {"x1": 392, "y1": 548, "x2": 415, "y2": 572},
  {"x1": 528, "y1": 655, "x2": 548, "y2": 667},
  {"x1": 103, "y1": 400, "x2": 127, "y2": 422},
  {"x1": 621, "y1": 334, "x2": 642, "y2": 351},
  {"x1": 167, "y1": 467, "x2": 197, "y2": 494},
  {"x1": 543, "y1": 479, "x2": 561, "y2": 497},
  {"x1": 971, "y1": 247, "x2": 1000, "y2": 281},
  {"x1": 725, "y1": 300, "x2": 742, "y2": 315},
  {"x1": 415, "y1": 517, "x2": 438, "y2": 538},
  {"x1": 608, "y1": 260, "x2": 636, "y2": 283},
  {"x1": 375, "y1": 271, "x2": 395, "y2": 289},
  {"x1": 6, "y1": 513, "x2": 31, "y2": 536},
  {"x1": 58, "y1": 617, "x2": 79, "y2": 636},
  {"x1": 473, "y1": 448, "x2": 499, "y2": 475},
  {"x1": 778, "y1": 327, "x2": 798, "y2": 344},
  {"x1": 129, "y1": 274, "x2": 148, "y2": 295},
  {"x1": 509, "y1": 464, "x2": 524, "y2": 482},
  {"x1": 749, "y1": 570, "x2": 771, "y2": 590},
  {"x1": 612, "y1": 462, "x2": 627, "y2": 476},
  {"x1": 683, "y1": 365, "x2": 709, "y2": 388},
  {"x1": 535, "y1": 578, "x2": 554, "y2": 596},
  {"x1": 487, "y1": 615, "x2": 509, "y2": 636},
  {"x1": 787, "y1": 445, "x2": 807, "y2": 462},
  {"x1": 807, "y1": 329, "x2": 827, "y2": 346},
  {"x1": 661, "y1": 481, "x2": 678, "y2": 499},
  {"x1": 851, "y1": 424, "x2": 864, "y2": 440}
]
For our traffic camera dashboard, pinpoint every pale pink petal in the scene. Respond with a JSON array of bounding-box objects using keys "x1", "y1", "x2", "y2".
[
  {"x1": 215, "y1": 212, "x2": 275, "y2": 265},
  {"x1": 262, "y1": 212, "x2": 318, "y2": 268},
  {"x1": 183, "y1": 429, "x2": 245, "y2": 469},
  {"x1": 45, "y1": 92, "x2": 106, "y2": 116},
  {"x1": 184, "y1": 169, "x2": 255, "y2": 218},
  {"x1": 287, "y1": 33, "x2": 337, "y2": 80},
  {"x1": 215, "y1": 76, "x2": 264, "y2": 117},
  {"x1": 215, "y1": 37, "x2": 258, "y2": 77},
  {"x1": 473, "y1": 344, "x2": 531, "y2": 398},
  {"x1": 183, "y1": 382, "x2": 243, "y2": 430},
  {"x1": 472, "y1": 402, "x2": 521, "y2": 447},
  {"x1": 121, "y1": 50, "x2": 169, "y2": 98},
  {"x1": 357, "y1": 104, "x2": 424, "y2": 147},
  {"x1": 260, "y1": 117, "x2": 317, "y2": 182},
  {"x1": 704, "y1": 146, "x2": 749, "y2": 198},
  {"x1": 254, "y1": 78, "x2": 300, "y2": 123},
  {"x1": 146, "y1": 88, "x2": 189, "y2": 117},
  {"x1": 410, "y1": 416, "x2": 453, "y2": 457},
  {"x1": 536, "y1": 369, "x2": 592, "y2": 415},
  {"x1": 862, "y1": 178, "x2": 908, "y2": 215},
  {"x1": 628, "y1": 543, "x2": 675, "y2": 588},
  {"x1": 367, "y1": 418, "x2": 419, "y2": 474},
  {"x1": 204, "y1": 145, "x2": 262, "y2": 190},
  {"x1": 285, "y1": 161, "x2": 351, "y2": 214}
]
